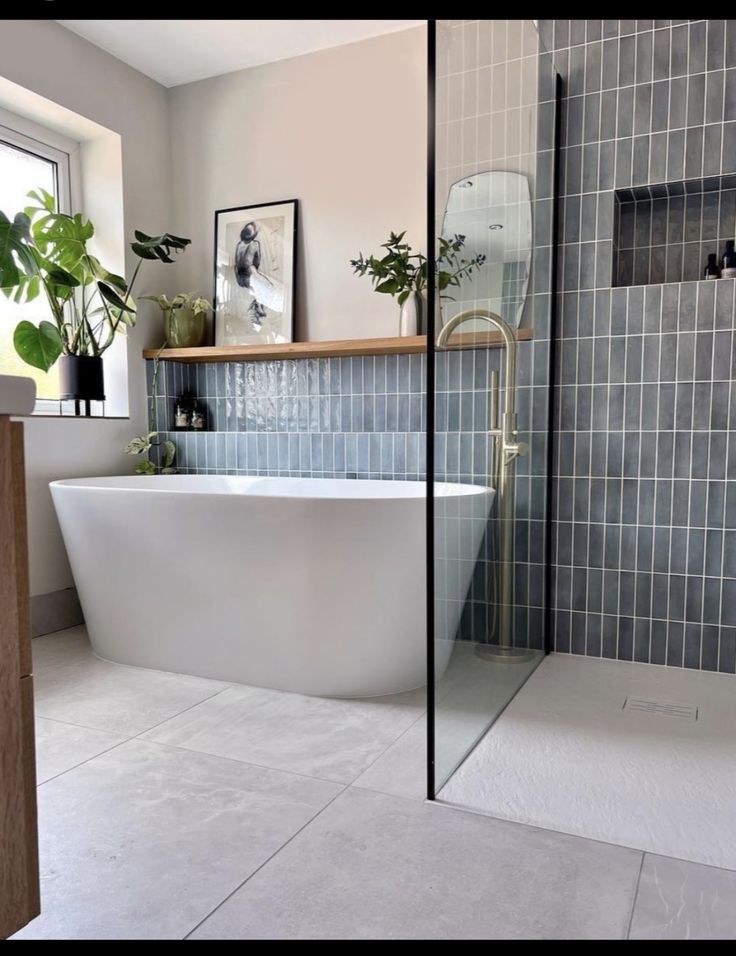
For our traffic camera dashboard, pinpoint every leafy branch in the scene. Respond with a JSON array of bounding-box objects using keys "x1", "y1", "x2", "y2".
[{"x1": 350, "y1": 231, "x2": 486, "y2": 306}]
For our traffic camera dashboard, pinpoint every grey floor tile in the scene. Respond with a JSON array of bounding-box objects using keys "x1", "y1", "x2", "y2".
[
  {"x1": 32, "y1": 627, "x2": 91, "y2": 671},
  {"x1": 35, "y1": 717, "x2": 128, "y2": 784},
  {"x1": 629, "y1": 854, "x2": 736, "y2": 940},
  {"x1": 33, "y1": 630, "x2": 230, "y2": 735},
  {"x1": 143, "y1": 683, "x2": 424, "y2": 784},
  {"x1": 352, "y1": 718, "x2": 427, "y2": 800},
  {"x1": 13, "y1": 739, "x2": 341, "y2": 940},
  {"x1": 190, "y1": 787, "x2": 642, "y2": 940}
]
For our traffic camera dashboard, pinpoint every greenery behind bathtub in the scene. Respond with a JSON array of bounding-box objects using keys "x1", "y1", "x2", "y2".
[{"x1": 124, "y1": 431, "x2": 176, "y2": 475}]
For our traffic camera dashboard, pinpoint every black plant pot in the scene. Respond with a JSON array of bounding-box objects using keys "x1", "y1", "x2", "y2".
[{"x1": 59, "y1": 355, "x2": 105, "y2": 413}]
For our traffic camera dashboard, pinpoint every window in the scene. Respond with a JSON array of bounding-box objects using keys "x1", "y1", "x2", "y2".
[{"x1": 0, "y1": 121, "x2": 72, "y2": 409}]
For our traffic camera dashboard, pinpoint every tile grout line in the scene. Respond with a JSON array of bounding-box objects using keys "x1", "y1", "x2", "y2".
[
  {"x1": 346, "y1": 706, "x2": 427, "y2": 788},
  {"x1": 181, "y1": 783, "x2": 350, "y2": 940},
  {"x1": 139, "y1": 736, "x2": 353, "y2": 789},
  {"x1": 625, "y1": 852, "x2": 647, "y2": 939},
  {"x1": 131, "y1": 685, "x2": 234, "y2": 738},
  {"x1": 34, "y1": 679, "x2": 235, "y2": 787},
  {"x1": 37, "y1": 736, "x2": 137, "y2": 788}
]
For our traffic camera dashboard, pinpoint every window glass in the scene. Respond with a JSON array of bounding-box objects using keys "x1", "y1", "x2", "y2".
[{"x1": 0, "y1": 138, "x2": 61, "y2": 399}]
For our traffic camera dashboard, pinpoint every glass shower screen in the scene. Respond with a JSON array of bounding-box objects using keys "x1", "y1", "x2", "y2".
[{"x1": 427, "y1": 19, "x2": 558, "y2": 796}]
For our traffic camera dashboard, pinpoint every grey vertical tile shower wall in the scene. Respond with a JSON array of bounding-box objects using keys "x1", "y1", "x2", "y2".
[
  {"x1": 434, "y1": 20, "x2": 557, "y2": 649},
  {"x1": 539, "y1": 19, "x2": 736, "y2": 673},
  {"x1": 614, "y1": 177, "x2": 736, "y2": 286}
]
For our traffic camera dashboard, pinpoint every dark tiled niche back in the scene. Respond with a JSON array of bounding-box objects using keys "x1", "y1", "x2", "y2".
[{"x1": 614, "y1": 175, "x2": 736, "y2": 286}]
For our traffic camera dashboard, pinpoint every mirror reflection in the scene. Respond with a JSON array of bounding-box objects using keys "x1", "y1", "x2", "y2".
[{"x1": 440, "y1": 171, "x2": 532, "y2": 330}]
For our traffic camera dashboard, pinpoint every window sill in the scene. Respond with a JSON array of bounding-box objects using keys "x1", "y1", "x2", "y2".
[
  {"x1": 27, "y1": 400, "x2": 128, "y2": 420},
  {"x1": 26, "y1": 413, "x2": 130, "y2": 421}
]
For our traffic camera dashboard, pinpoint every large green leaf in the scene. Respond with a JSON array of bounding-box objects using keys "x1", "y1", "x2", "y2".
[
  {"x1": 131, "y1": 230, "x2": 190, "y2": 264},
  {"x1": 98, "y1": 281, "x2": 136, "y2": 313},
  {"x1": 124, "y1": 435, "x2": 152, "y2": 455},
  {"x1": 375, "y1": 278, "x2": 401, "y2": 295},
  {"x1": 13, "y1": 320, "x2": 63, "y2": 372},
  {"x1": 11, "y1": 273, "x2": 41, "y2": 305},
  {"x1": 161, "y1": 440, "x2": 176, "y2": 469},
  {"x1": 0, "y1": 212, "x2": 37, "y2": 289},
  {"x1": 47, "y1": 266, "x2": 80, "y2": 288},
  {"x1": 25, "y1": 188, "x2": 56, "y2": 212},
  {"x1": 87, "y1": 255, "x2": 127, "y2": 292},
  {"x1": 33, "y1": 212, "x2": 94, "y2": 273}
]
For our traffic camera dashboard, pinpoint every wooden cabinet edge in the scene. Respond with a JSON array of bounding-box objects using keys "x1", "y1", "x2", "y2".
[
  {"x1": 0, "y1": 418, "x2": 39, "y2": 939},
  {"x1": 11, "y1": 423, "x2": 31, "y2": 678},
  {"x1": 19, "y1": 675, "x2": 40, "y2": 930}
]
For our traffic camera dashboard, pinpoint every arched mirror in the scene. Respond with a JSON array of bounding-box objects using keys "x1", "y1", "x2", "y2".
[{"x1": 440, "y1": 170, "x2": 532, "y2": 330}]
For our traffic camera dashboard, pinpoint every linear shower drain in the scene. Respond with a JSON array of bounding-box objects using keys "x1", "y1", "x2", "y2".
[{"x1": 623, "y1": 697, "x2": 698, "y2": 721}]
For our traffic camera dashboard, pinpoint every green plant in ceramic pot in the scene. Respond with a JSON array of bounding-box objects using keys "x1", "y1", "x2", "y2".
[
  {"x1": 350, "y1": 231, "x2": 487, "y2": 336},
  {"x1": 0, "y1": 187, "x2": 190, "y2": 413},
  {"x1": 142, "y1": 292, "x2": 212, "y2": 348}
]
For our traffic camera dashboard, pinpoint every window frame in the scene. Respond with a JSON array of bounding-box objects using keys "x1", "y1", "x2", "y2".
[{"x1": 0, "y1": 111, "x2": 84, "y2": 416}]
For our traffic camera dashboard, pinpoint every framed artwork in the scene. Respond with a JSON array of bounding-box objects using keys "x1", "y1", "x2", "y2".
[{"x1": 213, "y1": 199, "x2": 298, "y2": 346}]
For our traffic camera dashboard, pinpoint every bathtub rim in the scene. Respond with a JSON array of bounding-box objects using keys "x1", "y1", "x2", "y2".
[{"x1": 49, "y1": 475, "x2": 494, "y2": 501}]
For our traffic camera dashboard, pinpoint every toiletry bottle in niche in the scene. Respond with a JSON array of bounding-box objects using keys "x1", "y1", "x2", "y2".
[
  {"x1": 704, "y1": 253, "x2": 721, "y2": 279},
  {"x1": 174, "y1": 402, "x2": 190, "y2": 429},
  {"x1": 191, "y1": 403, "x2": 206, "y2": 430},
  {"x1": 722, "y1": 240, "x2": 736, "y2": 278}
]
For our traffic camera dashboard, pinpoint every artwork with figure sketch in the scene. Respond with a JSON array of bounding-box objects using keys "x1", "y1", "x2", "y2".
[{"x1": 214, "y1": 200, "x2": 298, "y2": 345}]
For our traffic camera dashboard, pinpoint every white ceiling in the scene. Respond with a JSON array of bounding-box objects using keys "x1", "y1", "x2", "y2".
[{"x1": 56, "y1": 20, "x2": 424, "y2": 88}]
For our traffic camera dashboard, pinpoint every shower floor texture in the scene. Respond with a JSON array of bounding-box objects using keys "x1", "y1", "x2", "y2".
[{"x1": 440, "y1": 654, "x2": 736, "y2": 870}]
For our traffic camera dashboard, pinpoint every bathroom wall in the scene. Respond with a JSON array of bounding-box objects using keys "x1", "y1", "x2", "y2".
[
  {"x1": 539, "y1": 19, "x2": 736, "y2": 672},
  {"x1": 0, "y1": 20, "x2": 173, "y2": 601},
  {"x1": 166, "y1": 27, "x2": 427, "y2": 342}
]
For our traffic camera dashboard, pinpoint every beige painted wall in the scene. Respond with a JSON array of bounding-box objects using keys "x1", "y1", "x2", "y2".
[
  {"x1": 0, "y1": 20, "x2": 173, "y2": 595},
  {"x1": 167, "y1": 26, "x2": 427, "y2": 342}
]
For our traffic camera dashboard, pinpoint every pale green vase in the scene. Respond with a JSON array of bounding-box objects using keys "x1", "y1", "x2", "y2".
[{"x1": 164, "y1": 307, "x2": 206, "y2": 348}]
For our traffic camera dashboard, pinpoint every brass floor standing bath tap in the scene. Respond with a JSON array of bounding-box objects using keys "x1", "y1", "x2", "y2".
[{"x1": 437, "y1": 309, "x2": 535, "y2": 662}]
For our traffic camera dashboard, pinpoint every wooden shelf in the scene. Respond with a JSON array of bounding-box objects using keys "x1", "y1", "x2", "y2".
[{"x1": 142, "y1": 330, "x2": 533, "y2": 364}]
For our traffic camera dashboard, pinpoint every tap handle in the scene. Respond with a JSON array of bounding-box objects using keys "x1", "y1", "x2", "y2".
[{"x1": 489, "y1": 370, "x2": 499, "y2": 431}]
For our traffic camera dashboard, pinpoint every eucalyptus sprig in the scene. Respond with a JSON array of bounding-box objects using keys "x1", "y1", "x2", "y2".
[{"x1": 350, "y1": 231, "x2": 486, "y2": 305}]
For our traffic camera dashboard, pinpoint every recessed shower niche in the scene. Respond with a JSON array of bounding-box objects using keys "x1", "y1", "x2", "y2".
[{"x1": 613, "y1": 174, "x2": 736, "y2": 287}]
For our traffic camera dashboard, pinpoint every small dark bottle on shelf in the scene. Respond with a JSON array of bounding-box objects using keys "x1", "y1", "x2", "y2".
[
  {"x1": 722, "y1": 240, "x2": 736, "y2": 278},
  {"x1": 191, "y1": 402, "x2": 206, "y2": 430},
  {"x1": 705, "y1": 253, "x2": 721, "y2": 279}
]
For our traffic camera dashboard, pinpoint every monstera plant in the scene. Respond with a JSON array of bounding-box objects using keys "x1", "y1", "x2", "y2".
[{"x1": 0, "y1": 187, "x2": 189, "y2": 411}]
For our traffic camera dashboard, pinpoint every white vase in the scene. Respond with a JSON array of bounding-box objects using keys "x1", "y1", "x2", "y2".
[{"x1": 398, "y1": 292, "x2": 424, "y2": 336}]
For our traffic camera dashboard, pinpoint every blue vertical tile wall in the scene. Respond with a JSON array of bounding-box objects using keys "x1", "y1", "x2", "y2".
[
  {"x1": 148, "y1": 353, "x2": 432, "y2": 481},
  {"x1": 539, "y1": 19, "x2": 736, "y2": 674}
]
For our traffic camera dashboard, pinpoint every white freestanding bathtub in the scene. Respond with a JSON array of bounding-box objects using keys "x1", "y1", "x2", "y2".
[{"x1": 50, "y1": 476, "x2": 494, "y2": 698}]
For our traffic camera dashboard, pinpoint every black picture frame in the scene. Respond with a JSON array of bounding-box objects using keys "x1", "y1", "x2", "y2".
[{"x1": 213, "y1": 199, "x2": 298, "y2": 346}]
